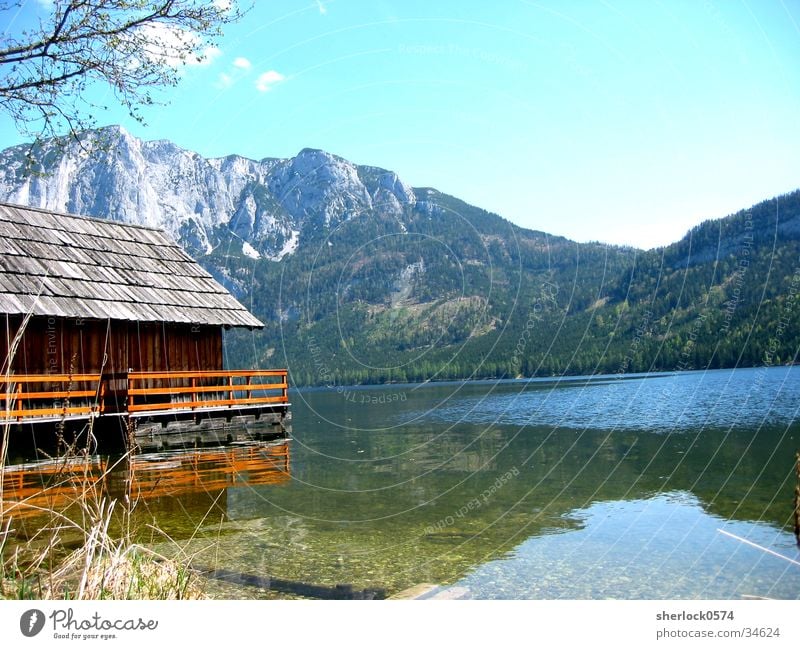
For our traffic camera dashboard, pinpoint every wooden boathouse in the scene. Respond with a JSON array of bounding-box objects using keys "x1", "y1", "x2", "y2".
[{"x1": 0, "y1": 202, "x2": 290, "y2": 452}]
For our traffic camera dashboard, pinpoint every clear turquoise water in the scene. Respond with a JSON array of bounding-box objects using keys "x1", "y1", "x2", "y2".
[
  {"x1": 455, "y1": 493, "x2": 800, "y2": 599},
  {"x1": 8, "y1": 367, "x2": 800, "y2": 598}
]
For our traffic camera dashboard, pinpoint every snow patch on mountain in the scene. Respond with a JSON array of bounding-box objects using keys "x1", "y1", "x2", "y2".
[
  {"x1": 242, "y1": 241, "x2": 261, "y2": 259},
  {"x1": 268, "y1": 229, "x2": 300, "y2": 261}
]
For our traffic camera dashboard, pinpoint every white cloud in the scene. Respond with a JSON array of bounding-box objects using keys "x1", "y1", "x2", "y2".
[
  {"x1": 213, "y1": 0, "x2": 233, "y2": 11},
  {"x1": 136, "y1": 23, "x2": 197, "y2": 67},
  {"x1": 255, "y1": 70, "x2": 285, "y2": 92},
  {"x1": 135, "y1": 23, "x2": 222, "y2": 68},
  {"x1": 214, "y1": 56, "x2": 254, "y2": 89},
  {"x1": 315, "y1": 0, "x2": 328, "y2": 15}
]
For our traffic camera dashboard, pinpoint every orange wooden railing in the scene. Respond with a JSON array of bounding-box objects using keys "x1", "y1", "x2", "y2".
[
  {"x1": 127, "y1": 369, "x2": 289, "y2": 415},
  {"x1": 0, "y1": 373, "x2": 105, "y2": 421},
  {"x1": 1, "y1": 369, "x2": 289, "y2": 422}
]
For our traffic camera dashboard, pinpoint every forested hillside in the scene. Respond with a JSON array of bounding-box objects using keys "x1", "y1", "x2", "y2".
[
  {"x1": 1, "y1": 128, "x2": 797, "y2": 387},
  {"x1": 223, "y1": 188, "x2": 800, "y2": 386}
]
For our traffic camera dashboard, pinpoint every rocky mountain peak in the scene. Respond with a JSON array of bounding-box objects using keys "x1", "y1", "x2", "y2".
[
  {"x1": 0, "y1": 126, "x2": 421, "y2": 264},
  {"x1": 265, "y1": 148, "x2": 372, "y2": 227}
]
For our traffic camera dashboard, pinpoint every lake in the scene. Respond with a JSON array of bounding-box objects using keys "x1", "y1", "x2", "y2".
[{"x1": 4, "y1": 366, "x2": 800, "y2": 599}]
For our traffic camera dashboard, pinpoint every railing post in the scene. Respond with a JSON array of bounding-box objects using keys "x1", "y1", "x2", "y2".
[
  {"x1": 192, "y1": 376, "x2": 197, "y2": 410},
  {"x1": 282, "y1": 370, "x2": 288, "y2": 402},
  {"x1": 246, "y1": 374, "x2": 252, "y2": 404},
  {"x1": 98, "y1": 377, "x2": 106, "y2": 415},
  {"x1": 128, "y1": 373, "x2": 134, "y2": 413},
  {"x1": 16, "y1": 382, "x2": 23, "y2": 421},
  {"x1": 228, "y1": 374, "x2": 234, "y2": 408}
]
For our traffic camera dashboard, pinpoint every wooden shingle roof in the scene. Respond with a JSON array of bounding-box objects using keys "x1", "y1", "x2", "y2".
[{"x1": 0, "y1": 202, "x2": 263, "y2": 328}]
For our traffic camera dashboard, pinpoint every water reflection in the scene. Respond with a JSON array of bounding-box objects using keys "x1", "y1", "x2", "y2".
[
  {"x1": 3, "y1": 367, "x2": 799, "y2": 599},
  {"x1": 0, "y1": 441, "x2": 291, "y2": 533},
  {"x1": 0, "y1": 455, "x2": 110, "y2": 524},
  {"x1": 129, "y1": 442, "x2": 290, "y2": 500},
  {"x1": 452, "y1": 493, "x2": 800, "y2": 599}
]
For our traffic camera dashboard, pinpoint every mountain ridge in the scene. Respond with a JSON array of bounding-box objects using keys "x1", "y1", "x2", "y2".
[{"x1": 0, "y1": 126, "x2": 798, "y2": 385}]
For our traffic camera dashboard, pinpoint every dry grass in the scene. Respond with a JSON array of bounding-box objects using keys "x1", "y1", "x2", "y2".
[
  {"x1": 1, "y1": 446, "x2": 205, "y2": 600},
  {"x1": 2, "y1": 313, "x2": 203, "y2": 600},
  {"x1": 42, "y1": 499, "x2": 201, "y2": 600}
]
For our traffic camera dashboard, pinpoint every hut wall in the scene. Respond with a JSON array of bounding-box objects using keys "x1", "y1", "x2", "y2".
[
  {"x1": 127, "y1": 322, "x2": 223, "y2": 373},
  {"x1": 2, "y1": 315, "x2": 223, "y2": 375}
]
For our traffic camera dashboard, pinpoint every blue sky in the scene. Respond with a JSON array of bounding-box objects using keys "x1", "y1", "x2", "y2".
[{"x1": 2, "y1": 0, "x2": 799, "y2": 249}]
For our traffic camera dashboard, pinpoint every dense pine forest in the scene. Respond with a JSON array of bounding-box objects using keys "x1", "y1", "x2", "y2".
[{"x1": 218, "y1": 188, "x2": 800, "y2": 387}]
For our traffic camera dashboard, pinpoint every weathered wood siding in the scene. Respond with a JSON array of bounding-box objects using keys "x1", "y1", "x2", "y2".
[{"x1": 2, "y1": 315, "x2": 222, "y2": 375}]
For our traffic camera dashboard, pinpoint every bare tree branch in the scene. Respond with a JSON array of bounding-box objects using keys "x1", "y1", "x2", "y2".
[{"x1": 0, "y1": 0, "x2": 245, "y2": 145}]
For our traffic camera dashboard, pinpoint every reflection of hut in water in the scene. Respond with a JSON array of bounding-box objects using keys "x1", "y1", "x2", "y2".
[
  {"x1": 129, "y1": 442, "x2": 290, "y2": 499},
  {"x1": 0, "y1": 203, "x2": 290, "y2": 453},
  {"x1": 0, "y1": 442, "x2": 290, "y2": 529},
  {"x1": 0, "y1": 455, "x2": 110, "y2": 526}
]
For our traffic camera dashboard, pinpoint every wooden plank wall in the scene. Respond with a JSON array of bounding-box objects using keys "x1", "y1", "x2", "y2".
[
  {"x1": 127, "y1": 322, "x2": 223, "y2": 373},
  {"x1": 2, "y1": 315, "x2": 223, "y2": 375}
]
